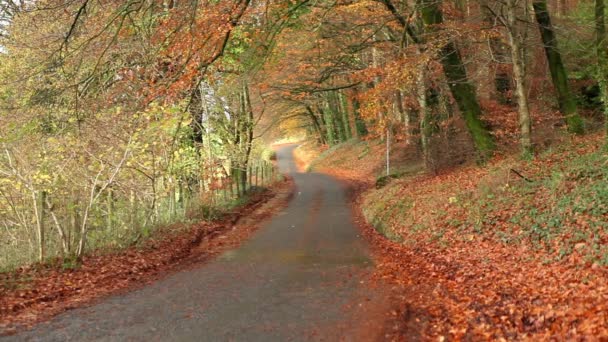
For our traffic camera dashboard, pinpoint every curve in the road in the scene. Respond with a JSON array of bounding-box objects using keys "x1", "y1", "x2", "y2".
[{"x1": 5, "y1": 144, "x2": 386, "y2": 342}]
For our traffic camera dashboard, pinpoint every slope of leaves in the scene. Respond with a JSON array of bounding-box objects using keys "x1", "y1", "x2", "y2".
[{"x1": 309, "y1": 134, "x2": 608, "y2": 339}]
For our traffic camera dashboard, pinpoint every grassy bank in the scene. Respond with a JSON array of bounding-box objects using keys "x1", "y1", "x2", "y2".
[
  {"x1": 303, "y1": 134, "x2": 608, "y2": 266},
  {"x1": 301, "y1": 134, "x2": 608, "y2": 338}
]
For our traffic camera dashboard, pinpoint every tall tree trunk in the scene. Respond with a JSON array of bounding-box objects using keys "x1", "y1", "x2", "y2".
[
  {"x1": 596, "y1": 0, "x2": 608, "y2": 136},
  {"x1": 419, "y1": 0, "x2": 495, "y2": 161},
  {"x1": 480, "y1": 0, "x2": 513, "y2": 103},
  {"x1": 328, "y1": 91, "x2": 346, "y2": 142},
  {"x1": 506, "y1": 0, "x2": 533, "y2": 155},
  {"x1": 557, "y1": 0, "x2": 566, "y2": 17},
  {"x1": 417, "y1": 59, "x2": 432, "y2": 169},
  {"x1": 241, "y1": 82, "x2": 254, "y2": 192},
  {"x1": 320, "y1": 104, "x2": 336, "y2": 145},
  {"x1": 395, "y1": 90, "x2": 412, "y2": 144},
  {"x1": 371, "y1": 34, "x2": 385, "y2": 126},
  {"x1": 305, "y1": 105, "x2": 326, "y2": 144},
  {"x1": 351, "y1": 90, "x2": 368, "y2": 136},
  {"x1": 338, "y1": 91, "x2": 352, "y2": 140},
  {"x1": 533, "y1": 0, "x2": 584, "y2": 134},
  {"x1": 386, "y1": 128, "x2": 391, "y2": 176},
  {"x1": 344, "y1": 92, "x2": 359, "y2": 140},
  {"x1": 46, "y1": 197, "x2": 69, "y2": 255}
]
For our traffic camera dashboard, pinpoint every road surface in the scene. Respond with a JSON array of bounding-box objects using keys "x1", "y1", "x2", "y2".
[{"x1": 5, "y1": 144, "x2": 386, "y2": 341}]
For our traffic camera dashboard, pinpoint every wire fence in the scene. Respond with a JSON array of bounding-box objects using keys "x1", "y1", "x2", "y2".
[{"x1": 0, "y1": 159, "x2": 281, "y2": 272}]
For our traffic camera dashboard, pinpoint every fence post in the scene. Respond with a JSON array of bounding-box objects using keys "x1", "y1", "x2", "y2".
[
  {"x1": 266, "y1": 162, "x2": 270, "y2": 183},
  {"x1": 222, "y1": 178, "x2": 228, "y2": 202},
  {"x1": 168, "y1": 187, "x2": 175, "y2": 221},
  {"x1": 266, "y1": 161, "x2": 270, "y2": 184},
  {"x1": 69, "y1": 198, "x2": 78, "y2": 253},
  {"x1": 34, "y1": 190, "x2": 47, "y2": 262},
  {"x1": 271, "y1": 164, "x2": 275, "y2": 182},
  {"x1": 248, "y1": 164, "x2": 252, "y2": 191},
  {"x1": 230, "y1": 173, "x2": 235, "y2": 199},
  {"x1": 234, "y1": 172, "x2": 239, "y2": 198},
  {"x1": 235, "y1": 172, "x2": 240, "y2": 198},
  {"x1": 106, "y1": 188, "x2": 113, "y2": 231},
  {"x1": 179, "y1": 181, "x2": 184, "y2": 208},
  {"x1": 133, "y1": 190, "x2": 142, "y2": 228}
]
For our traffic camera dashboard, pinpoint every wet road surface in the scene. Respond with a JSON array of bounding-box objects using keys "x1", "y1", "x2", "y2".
[{"x1": 5, "y1": 145, "x2": 385, "y2": 341}]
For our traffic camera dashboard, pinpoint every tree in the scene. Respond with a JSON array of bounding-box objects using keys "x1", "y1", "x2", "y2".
[
  {"x1": 485, "y1": 0, "x2": 533, "y2": 155},
  {"x1": 380, "y1": 0, "x2": 495, "y2": 161},
  {"x1": 506, "y1": 0, "x2": 532, "y2": 156},
  {"x1": 533, "y1": 0, "x2": 584, "y2": 134},
  {"x1": 596, "y1": 0, "x2": 608, "y2": 136}
]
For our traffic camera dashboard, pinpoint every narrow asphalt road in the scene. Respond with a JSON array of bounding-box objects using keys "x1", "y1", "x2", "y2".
[{"x1": 5, "y1": 145, "x2": 387, "y2": 341}]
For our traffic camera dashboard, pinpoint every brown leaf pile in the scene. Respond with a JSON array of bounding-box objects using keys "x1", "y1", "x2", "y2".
[{"x1": 312, "y1": 134, "x2": 608, "y2": 340}]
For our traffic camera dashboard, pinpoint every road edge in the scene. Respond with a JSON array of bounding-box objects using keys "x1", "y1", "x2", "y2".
[{"x1": 0, "y1": 177, "x2": 295, "y2": 336}]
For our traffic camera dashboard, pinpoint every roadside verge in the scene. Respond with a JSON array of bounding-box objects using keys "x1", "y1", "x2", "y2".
[{"x1": 0, "y1": 177, "x2": 294, "y2": 335}]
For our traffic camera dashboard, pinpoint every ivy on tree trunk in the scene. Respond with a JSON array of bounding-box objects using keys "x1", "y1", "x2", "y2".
[
  {"x1": 419, "y1": 0, "x2": 495, "y2": 161},
  {"x1": 533, "y1": 0, "x2": 584, "y2": 134}
]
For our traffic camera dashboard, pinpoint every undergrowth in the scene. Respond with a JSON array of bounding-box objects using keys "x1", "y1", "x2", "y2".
[
  {"x1": 354, "y1": 135, "x2": 608, "y2": 265},
  {"x1": 0, "y1": 187, "x2": 271, "y2": 274}
]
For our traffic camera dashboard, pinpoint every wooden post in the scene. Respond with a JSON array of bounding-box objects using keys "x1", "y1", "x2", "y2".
[
  {"x1": 178, "y1": 181, "x2": 184, "y2": 209},
  {"x1": 235, "y1": 171, "x2": 241, "y2": 198},
  {"x1": 230, "y1": 173, "x2": 235, "y2": 199},
  {"x1": 386, "y1": 128, "x2": 390, "y2": 176},
  {"x1": 34, "y1": 190, "x2": 46, "y2": 262},
  {"x1": 69, "y1": 198, "x2": 78, "y2": 254},
  {"x1": 266, "y1": 162, "x2": 270, "y2": 184},
  {"x1": 248, "y1": 164, "x2": 252, "y2": 191},
  {"x1": 129, "y1": 190, "x2": 135, "y2": 229},
  {"x1": 106, "y1": 188, "x2": 113, "y2": 231},
  {"x1": 222, "y1": 178, "x2": 228, "y2": 202},
  {"x1": 173, "y1": 186, "x2": 178, "y2": 218}
]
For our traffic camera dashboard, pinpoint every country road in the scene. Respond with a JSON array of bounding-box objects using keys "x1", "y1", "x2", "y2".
[{"x1": 4, "y1": 144, "x2": 388, "y2": 341}]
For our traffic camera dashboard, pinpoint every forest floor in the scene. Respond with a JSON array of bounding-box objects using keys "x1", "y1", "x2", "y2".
[
  {"x1": 0, "y1": 177, "x2": 294, "y2": 335},
  {"x1": 296, "y1": 133, "x2": 608, "y2": 340}
]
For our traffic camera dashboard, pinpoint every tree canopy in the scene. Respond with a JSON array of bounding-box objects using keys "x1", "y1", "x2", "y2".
[{"x1": 1, "y1": 0, "x2": 607, "y2": 267}]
